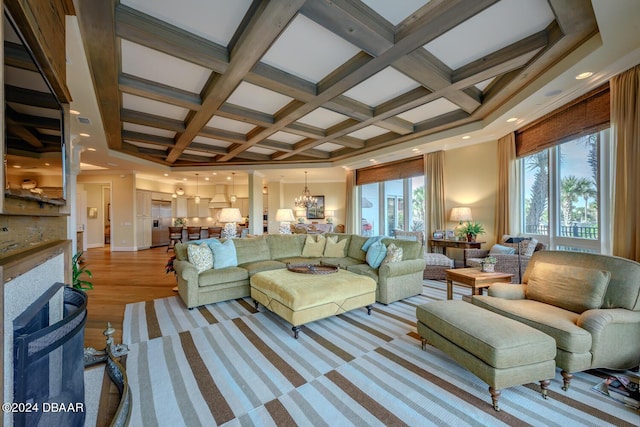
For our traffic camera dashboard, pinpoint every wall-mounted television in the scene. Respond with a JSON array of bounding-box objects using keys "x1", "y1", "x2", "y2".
[{"x1": 2, "y1": 7, "x2": 69, "y2": 213}]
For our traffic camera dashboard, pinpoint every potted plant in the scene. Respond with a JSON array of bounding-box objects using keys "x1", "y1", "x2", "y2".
[
  {"x1": 72, "y1": 251, "x2": 93, "y2": 290},
  {"x1": 174, "y1": 217, "x2": 186, "y2": 227},
  {"x1": 481, "y1": 255, "x2": 497, "y2": 272},
  {"x1": 457, "y1": 221, "x2": 485, "y2": 242}
]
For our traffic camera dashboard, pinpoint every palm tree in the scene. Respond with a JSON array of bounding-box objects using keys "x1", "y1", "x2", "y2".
[
  {"x1": 574, "y1": 177, "x2": 596, "y2": 222},
  {"x1": 525, "y1": 151, "x2": 549, "y2": 233},
  {"x1": 560, "y1": 175, "x2": 580, "y2": 225}
]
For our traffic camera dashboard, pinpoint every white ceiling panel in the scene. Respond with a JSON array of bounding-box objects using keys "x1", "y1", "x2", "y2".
[
  {"x1": 315, "y1": 142, "x2": 343, "y2": 152},
  {"x1": 183, "y1": 149, "x2": 216, "y2": 157},
  {"x1": 347, "y1": 125, "x2": 388, "y2": 140},
  {"x1": 226, "y1": 82, "x2": 293, "y2": 114},
  {"x1": 122, "y1": 0, "x2": 252, "y2": 46},
  {"x1": 247, "y1": 146, "x2": 276, "y2": 155},
  {"x1": 269, "y1": 131, "x2": 305, "y2": 144},
  {"x1": 206, "y1": 116, "x2": 256, "y2": 134},
  {"x1": 122, "y1": 93, "x2": 189, "y2": 120},
  {"x1": 297, "y1": 108, "x2": 350, "y2": 129},
  {"x1": 361, "y1": 0, "x2": 430, "y2": 25},
  {"x1": 343, "y1": 67, "x2": 421, "y2": 106},
  {"x1": 260, "y1": 14, "x2": 361, "y2": 83},
  {"x1": 396, "y1": 98, "x2": 460, "y2": 124},
  {"x1": 121, "y1": 40, "x2": 210, "y2": 93},
  {"x1": 423, "y1": 0, "x2": 554, "y2": 70},
  {"x1": 123, "y1": 122, "x2": 176, "y2": 138}
]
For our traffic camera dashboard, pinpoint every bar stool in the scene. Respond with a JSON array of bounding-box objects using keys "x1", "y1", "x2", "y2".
[
  {"x1": 207, "y1": 227, "x2": 222, "y2": 238},
  {"x1": 167, "y1": 226, "x2": 183, "y2": 252},
  {"x1": 187, "y1": 227, "x2": 202, "y2": 241}
]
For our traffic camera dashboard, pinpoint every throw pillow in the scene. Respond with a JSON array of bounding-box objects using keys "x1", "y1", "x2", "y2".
[
  {"x1": 324, "y1": 235, "x2": 348, "y2": 257},
  {"x1": 489, "y1": 244, "x2": 516, "y2": 255},
  {"x1": 382, "y1": 243, "x2": 403, "y2": 266},
  {"x1": 523, "y1": 238, "x2": 539, "y2": 256},
  {"x1": 361, "y1": 235, "x2": 384, "y2": 251},
  {"x1": 526, "y1": 261, "x2": 611, "y2": 313},
  {"x1": 187, "y1": 242, "x2": 213, "y2": 273},
  {"x1": 208, "y1": 239, "x2": 238, "y2": 269},
  {"x1": 301, "y1": 235, "x2": 326, "y2": 257},
  {"x1": 365, "y1": 241, "x2": 387, "y2": 268}
]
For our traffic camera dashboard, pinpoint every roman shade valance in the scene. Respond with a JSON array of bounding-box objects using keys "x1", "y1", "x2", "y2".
[
  {"x1": 515, "y1": 83, "x2": 610, "y2": 157},
  {"x1": 356, "y1": 156, "x2": 423, "y2": 186}
]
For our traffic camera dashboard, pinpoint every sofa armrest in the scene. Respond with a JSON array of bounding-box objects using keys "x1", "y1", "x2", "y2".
[
  {"x1": 173, "y1": 260, "x2": 198, "y2": 282},
  {"x1": 379, "y1": 258, "x2": 427, "y2": 277},
  {"x1": 577, "y1": 308, "x2": 640, "y2": 368},
  {"x1": 487, "y1": 282, "x2": 526, "y2": 299}
]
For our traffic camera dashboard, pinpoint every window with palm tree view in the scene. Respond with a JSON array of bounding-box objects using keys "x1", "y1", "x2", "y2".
[
  {"x1": 359, "y1": 177, "x2": 425, "y2": 237},
  {"x1": 521, "y1": 129, "x2": 611, "y2": 253}
]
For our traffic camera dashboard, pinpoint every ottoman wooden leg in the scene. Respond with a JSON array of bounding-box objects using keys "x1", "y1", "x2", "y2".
[
  {"x1": 539, "y1": 379, "x2": 551, "y2": 399},
  {"x1": 561, "y1": 370, "x2": 573, "y2": 391},
  {"x1": 253, "y1": 299, "x2": 259, "y2": 310},
  {"x1": 366, "y1": 305, "x2": 373, "y2": 315},
  {"x1": 489, "y1": 387, "x2": 501, "y2": 411}
]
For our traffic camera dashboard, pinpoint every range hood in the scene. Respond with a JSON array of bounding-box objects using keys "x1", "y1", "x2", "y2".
[{"x1": 208, "y1": 185, "x2": 230, "y2": 208}]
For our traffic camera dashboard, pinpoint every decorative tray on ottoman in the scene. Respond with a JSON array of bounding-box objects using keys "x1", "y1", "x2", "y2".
[{"x1": 286, "y1": 263, "x2": 339, "y2": 274}]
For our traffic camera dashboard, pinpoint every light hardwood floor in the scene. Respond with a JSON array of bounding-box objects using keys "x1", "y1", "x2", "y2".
[{"x1": 81, "y1": 246, "x2": 176, "y2": 350}]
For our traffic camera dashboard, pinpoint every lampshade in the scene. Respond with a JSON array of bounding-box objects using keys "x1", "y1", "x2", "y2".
[
  {"x1": 275, "y1": 209, "x2": 295, "y2": 222},
  {"x1": 294, "y1": 209, "x2": 306, "y2": 218},
  {"x1": 219, "y1": 208, "x2": 242, "y2": 223},
  {"x1": 450, "y1": 207, "x2": 472, "y2": 223}
]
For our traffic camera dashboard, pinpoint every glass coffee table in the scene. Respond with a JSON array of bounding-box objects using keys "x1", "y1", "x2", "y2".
[{"x1": 445, "y1": 268, "x2": 514, "y2": 300}]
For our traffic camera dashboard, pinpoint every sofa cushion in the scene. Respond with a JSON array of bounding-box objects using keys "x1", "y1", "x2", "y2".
[
  {"x1": 267, "y1": 235, "x2": 306, "y2": 259},
  {"x1": 238, "y1": 260, "x2": 286, "y2": 277},
  {"x1": 347, "y1": 263, "x2": 379, "y2": 282},
  {"x1": 325, "y1": 235, "x2": 348, "y2": 257},
  {"x1": 197, "y1": 266, "x2": 248, "y2": 287},
  {"x1": 209, "y1": 239, "x2": 238, "y2": 269},
  {"x1": 187, "y1": 243, "x2": 213, "y2": 273},
  {"x1": 321, "y1": 257, "x2": 364, "y2": 269},
  {"x1": 301, "y1": 235, "x2": 326, "y2": 257},
  {"x1": 381, "y1": 238, "x2": 421, "y2": 260},
  {"x1": 526, "y1": 262, "x2": 611, "y2": 313},
  {"x1": 382, "y1": 243, "x2": 403, "y2": 265},
  {"x1": 233, "y1": 236, "x2": 270, "y2": 265},
  {"x1": 347, "y1": 234, "x2": 368, "y2": 262},
  {"x1": 523, "y1": 238, "x2": 538, "y2": 256},
  {"x1": 489, "y1": 244, "x2": 516, "y2": 255},
  {"x1": 472, "y1": 296, "x2": 592, "y2": 354},
  {"x1": 425, "y1": 253, "x2": 454, "y2": 267},
  {"x1": 365, "y1": 241, "x2": 387, "y2": 268}
]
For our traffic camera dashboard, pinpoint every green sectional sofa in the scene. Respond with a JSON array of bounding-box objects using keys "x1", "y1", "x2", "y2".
[{"x1": 172, "y1": 233, "x2": 426, "y2": 309}]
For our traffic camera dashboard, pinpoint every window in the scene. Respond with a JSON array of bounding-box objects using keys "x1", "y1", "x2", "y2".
[
  {"x1": 358, "y1": 176, "x2": 425, "y2": 237},
  {"x1": 520, "y1": 129, "x2": 611, "y2": 253}
]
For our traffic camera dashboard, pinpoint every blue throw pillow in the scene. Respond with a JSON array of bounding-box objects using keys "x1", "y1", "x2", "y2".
[
  {"x1": 366, "y1": 241, "x2": 387, "y2": 268},
  {"x1": 489, "y1": 244, "x2": 516, "y2": 255},
  {"x1": 362, "y1": 235, "x2": 384, "y2": 251},
  {"x1": 208, "y1": 239, "x2": 238, "y2": 269}
]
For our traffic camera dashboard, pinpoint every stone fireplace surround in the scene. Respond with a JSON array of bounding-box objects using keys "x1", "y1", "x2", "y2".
[{"x1": 1, "y1": 240, "x2": 71, "y2": 427}]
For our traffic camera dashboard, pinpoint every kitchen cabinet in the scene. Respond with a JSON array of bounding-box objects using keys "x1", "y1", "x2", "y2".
[
  {"x1": 232, "y1": 197, "x2": 249, "y2": 217},
  {"x1": 136, "y1": 190, "x2": 152, "y2": 249},
  {"x1": 173, "y1": 196, "x2": 187, "y2": 218},
  {"x1": 187, "y1": 198, "x2": 211, "y2": 217}
]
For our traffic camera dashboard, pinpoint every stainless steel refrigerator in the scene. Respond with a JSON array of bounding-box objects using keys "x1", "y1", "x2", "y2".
[{"x1": 151, "y1": 200, "x2": 172, "y2": 247}]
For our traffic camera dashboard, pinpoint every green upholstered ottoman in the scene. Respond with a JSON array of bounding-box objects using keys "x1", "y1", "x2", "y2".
[
  {"x1": 416, "y1": 300, "x2": 556, "y2": 411},
  {"x1": 251, "y1": 269, "x2": 376, "y2": 338}
]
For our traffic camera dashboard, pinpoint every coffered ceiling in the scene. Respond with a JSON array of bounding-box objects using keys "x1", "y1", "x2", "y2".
[{"x1": 73, "y1": 0, "x2": 599, "y2": 172}]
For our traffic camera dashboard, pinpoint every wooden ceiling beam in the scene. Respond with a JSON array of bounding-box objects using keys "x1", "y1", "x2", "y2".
[
  {"x1": 167, "y1": 0, "x2": 305, "y2": 163},
  {"x1": 3, "y1": 41, "x2": 39, "y2": 72},
  {"x1": 121, "y1": 109, "x2": 185, "y2": 133},
  {"x1": 119, "y1": 73, "x2": 202, "y2": 111},
  {"x1": 217, "y1": 104, "x2": 274, "y2": 127},
  {"x1": 121, "y1": 130, "x2": 175, "y2": 148}
]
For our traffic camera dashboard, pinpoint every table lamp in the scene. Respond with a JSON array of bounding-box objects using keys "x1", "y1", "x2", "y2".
[
  {"x1": 505, "y1": 236, "x2": 526, "y2": 283},
  {"x1": 275, "y1": 209, "x2": 296, "y2": 234},
  {"x1": 219, "y1": 208, "x2": 243, "y2": 238},
  {"x1": 450, "y1": 207, "x2": 472, "y2": 224}
]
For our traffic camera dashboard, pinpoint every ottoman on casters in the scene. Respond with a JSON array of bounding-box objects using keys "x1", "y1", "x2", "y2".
[{"x1": 416, "y1": 300, "x2": 556, "y2": 411}]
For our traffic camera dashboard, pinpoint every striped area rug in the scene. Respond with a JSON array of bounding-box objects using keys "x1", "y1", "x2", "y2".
[{"x1": 122, "y1": 281, "x2": 639, "y2": 426}]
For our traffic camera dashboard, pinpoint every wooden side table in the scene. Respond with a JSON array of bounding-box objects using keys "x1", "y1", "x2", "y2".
[
  {"x1": 429, "y1": 239, "x2": 484, "y2": 257},
  {"x1": 445, "y1": 268, "x2": 514, "y2": 300}
]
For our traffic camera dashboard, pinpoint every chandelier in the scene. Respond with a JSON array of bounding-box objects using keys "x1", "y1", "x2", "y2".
[{"x1": 294, "y1": 171, "x2": 317, "y2": 209}]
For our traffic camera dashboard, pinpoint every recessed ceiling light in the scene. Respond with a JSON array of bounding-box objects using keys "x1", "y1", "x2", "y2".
[
  {"x1": 412, "y1": 148, "x2": 419, "y2": 152},
  {"x1": 204, "y1": 177, "x2": 210, "y2": 181},
  {"x1": 13, "y1": 165, "x2": 21, "y2": 168},
  {"x1": 163, "y1": 173, "x2": 169, "y2": 177},
  {"x1": 87, "y1": 147, "x2": 96, "y2": 151},
  {"x1": 462, "y1": 135, "x2": 471, "y2": 140},
  {"x1": 79, "y1": 133, "x2": 90, "y2": 137},
  {"x1": 227, "y1": 176, "x2": 231, "y2": 180},
  {"x1": 576, "y1": 72, "x2": 593, "y2": 80},
  {"x1": 70, "y1": 109, "x2": 80, "y2": 115},
  {"x1": 44, "y1": 163, "x2": 50, "y2": 166},
  {"x1": 369, "y1": 159, "x2": 376, "y2": 162},
  {"x1": 506, "y1": 117, "x2": 518, "y2": 123}
]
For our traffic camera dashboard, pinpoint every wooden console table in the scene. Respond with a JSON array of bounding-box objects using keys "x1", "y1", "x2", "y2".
[{"x1": 429, "y1": 239, "x2": 484, "y2": 257}]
